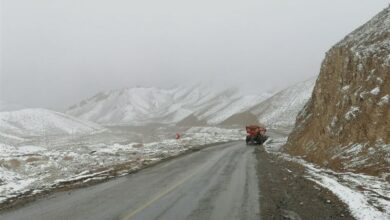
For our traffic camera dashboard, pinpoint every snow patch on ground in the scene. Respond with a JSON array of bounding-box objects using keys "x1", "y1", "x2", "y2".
[
  {"x1": 378, "y1": 95, "x2": 389, "y2": 106},
  {"x1": 342, "y1": 85, "x2": 351, "y2": 92},
  {"x1": 306, "y1": 167, "x2": 389, "y2": 220},
  {"x1": 370, "y1": 87, "x2": 381, "y2": 96},
  {"x1": 17, "y1": 146, "x2": 47, "y2": 154},
  {"x1": 345, "y1": 106, "x2": 360, "y2": 121},
  {"x1": 265, "y1": 137, "x2": 390, "y2": 220},
  {"x1": 0, "y1": 127, "x2": 243, "y2": 205}
]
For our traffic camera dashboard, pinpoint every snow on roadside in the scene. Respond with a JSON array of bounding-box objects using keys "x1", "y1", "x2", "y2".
[
  {"x1": 0, "y1": 168, "x2": 36, "y2": 203},
  {"x1": 185, "y1": 127, "x2": 245, "y2": 143},
  {"x1": 265, "y1": 137, "x2": 390, "y2": 220},
  {"x1": 17, "y1": 146, "x2": 47, "y2": 154},
  {"x1": 0, "y1": 127, "x2": 243, "y2": 205},
  {"x1": 306, "y1": 165, "x2": 390, "y2": 220}
]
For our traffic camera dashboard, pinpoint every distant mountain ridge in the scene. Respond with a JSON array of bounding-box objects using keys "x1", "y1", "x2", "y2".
[
  {"x1": 0, "y1": 108, "x2": 105, "y2": 139},
  {"x1": 66, "y1": 85, "x2": 273, "y2": 125},
  {"x1": 220, "y1": 78, "x2": 316, "y2": 127},
  {"x1": 250, "y1": 77, "x2": 316, "y2": 128}
]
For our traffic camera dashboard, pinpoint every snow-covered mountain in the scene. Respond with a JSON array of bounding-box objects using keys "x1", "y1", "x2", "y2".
[
  {"x1": 66, "y1": 85, "x2": 273, "y2": 125},
  {"x1": 250, "y1": 77, "x2": 316, "y2": 128},
  {"x1": 219, "y1": 78, "x2": 316, "y2": 127},
  {"x1": 0, "y1": 108, "x2": 105, "y2": 138}
]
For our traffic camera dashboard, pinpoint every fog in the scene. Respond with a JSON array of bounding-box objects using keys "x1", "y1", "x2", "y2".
[{"x1": 0, "y1": 0, "x2": 388, "y2": 110}]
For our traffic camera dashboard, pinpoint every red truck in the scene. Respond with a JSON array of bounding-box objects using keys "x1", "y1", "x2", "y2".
[{"x1": 245, "y1": 125, "x2": 268, "y2": 145}]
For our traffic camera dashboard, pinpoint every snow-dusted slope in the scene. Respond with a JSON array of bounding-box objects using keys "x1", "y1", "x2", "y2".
[
  {"x1": 0, "y1": 131, "x2": 26, "y2": 144},
  {"x1": 0, "y1": 109, "x2": 105, "y2": 137},
  {"x1": 250, "y1": 77, "x2": 316, "y2": 128},
  {"x1": 67, "y1": 85, "x2": 272, "y2": 125}
]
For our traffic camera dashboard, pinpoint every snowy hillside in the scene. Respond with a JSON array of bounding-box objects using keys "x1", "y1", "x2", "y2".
[
  {"x1": 67, "y1": 85, "x2": 273, "y2": 125},
  {"x1": 250, "y1": 77, "x2": 316, "y2": 128},
  {"x1": 0, "y1": 131, "x2": 26, "y2": 144},
  {"x1": 0, "y1": 109, "x2": 105, "y2": 138}
]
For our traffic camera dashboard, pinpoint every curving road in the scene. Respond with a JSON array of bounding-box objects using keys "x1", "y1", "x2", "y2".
[{"x1": 0, "y1": 142, "x2": 260, "y2": 220}]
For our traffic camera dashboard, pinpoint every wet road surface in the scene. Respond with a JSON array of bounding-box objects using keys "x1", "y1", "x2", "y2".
[{"x1": 0, "y1": 142, "x2": 259, "y2": 220}]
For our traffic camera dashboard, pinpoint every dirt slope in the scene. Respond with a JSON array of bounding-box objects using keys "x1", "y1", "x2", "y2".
[{"x1": 219, "y1": 111, "x2": 259, "y2": 126}]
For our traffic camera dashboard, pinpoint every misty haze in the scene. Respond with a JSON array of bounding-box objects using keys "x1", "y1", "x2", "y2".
[{"x1": 0, "y1": 1, "x2": 389, "y2": 220}]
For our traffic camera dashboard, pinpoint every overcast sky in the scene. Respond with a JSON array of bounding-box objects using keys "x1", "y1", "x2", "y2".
[{"x1": 0, "y1": 0, "x2": 388, "y2": 111}]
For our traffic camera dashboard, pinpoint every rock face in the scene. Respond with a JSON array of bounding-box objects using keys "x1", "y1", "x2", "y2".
[
  {"x1": 285, "y1": 7, "x2": 390, "y2": 176},
  {"x1": 219, "y1": 111, "x2": 259, "y2": 127}
]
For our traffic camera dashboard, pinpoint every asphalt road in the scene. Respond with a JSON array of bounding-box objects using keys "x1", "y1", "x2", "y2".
[{"x1": 0, "y1": 142, "x2": 260, "y2": 220}]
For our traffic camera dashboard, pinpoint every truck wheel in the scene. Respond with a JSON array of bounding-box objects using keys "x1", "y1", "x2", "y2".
[{"x1": 246, "y1": 136, "x2": 250, "y2": 145}]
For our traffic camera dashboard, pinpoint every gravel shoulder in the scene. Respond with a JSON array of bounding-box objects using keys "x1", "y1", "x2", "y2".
[{"x1": 255, "y1": 146, "x2": 354, "y2": 220}]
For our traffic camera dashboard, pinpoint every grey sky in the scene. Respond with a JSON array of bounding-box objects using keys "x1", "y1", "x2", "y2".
[{"x1": 0, "y1": 0, "x2": 388, "y2": 111}]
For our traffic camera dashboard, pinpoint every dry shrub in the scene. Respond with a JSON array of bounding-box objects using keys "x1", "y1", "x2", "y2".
[
  {"x1": 26, "y1": 157, "x2": 40, "y2": 163},
  {"x1": 6, "y1": 159, "x2": 21, "y2": 169},
  {"x1": 63, "y1": 156, "x2": 73, "y2": 161},
  {"x1": 133, "y1": 143, "x2": 144, "y2": 148}
]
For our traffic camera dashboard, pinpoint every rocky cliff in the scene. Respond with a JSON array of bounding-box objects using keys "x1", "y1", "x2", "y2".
[{"x1": 285, "y1": 7, "x2": 390, "y2": 177}]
